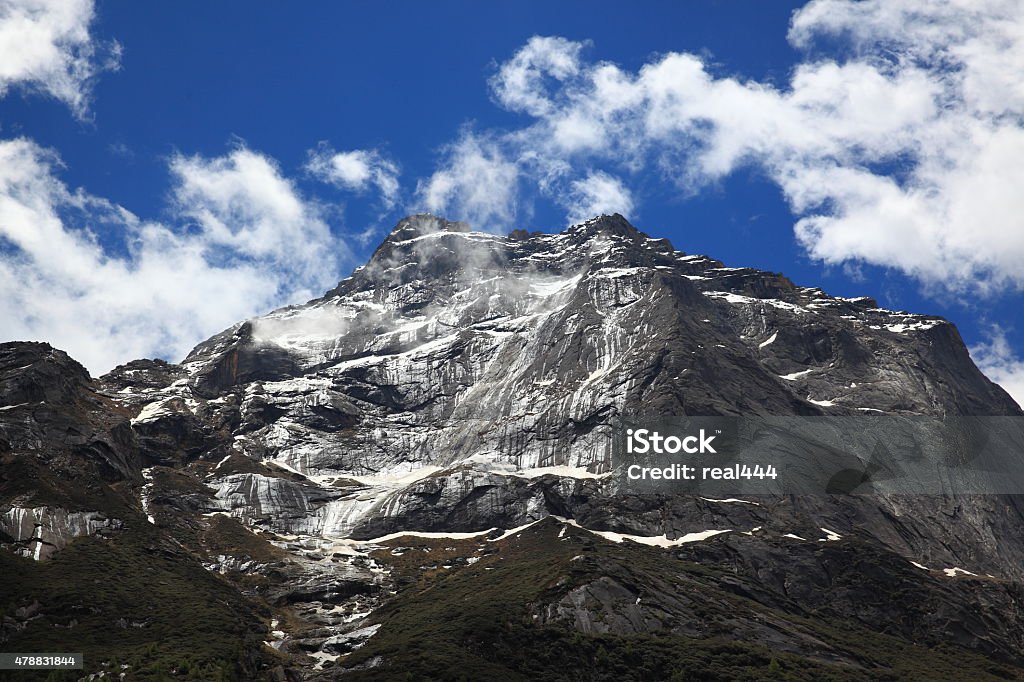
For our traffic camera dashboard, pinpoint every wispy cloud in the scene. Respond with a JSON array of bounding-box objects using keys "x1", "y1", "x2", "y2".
[
  {"x1": 415, "y1": 132, "x2": 521, "y2": 230},
  {"x1": 171, "y1": 147, "x2": 343, "y2": 284},
  {"x1": 489, "y1": 35, "x2": 584, "y2": 117},
  {"x1": 563, "y1": 171, "x2": 634, "y2": 224},
  {"x1": 0, "y1": 0, "x2": 121, "y2": 118},
  {"x1": 306, "y1": 144, "x2": 400, "y2": 210},
  {"x1": 0, "y1": 140, "x2": 350, "y2": 373},
  {"x1": 971, "y1": 327, "x2": 1024, "y2": 409}
]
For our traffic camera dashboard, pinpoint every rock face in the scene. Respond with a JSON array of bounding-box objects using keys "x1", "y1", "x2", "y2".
[
  {"x1": 0, "y1": 343, "x2": 138, "y2": 560},
  {"x1": 3, "y1": 214, "x2": 1024, "y2": 679},
  {"x1": 0, "y1": 342, "x2": 140, "y2": 482},
  {"x1": 101, "y1": 214, "x2": 1024, "y2": 567},
  {"x1": 0, "y1": 506, "x2": 122, "y2": 560}
]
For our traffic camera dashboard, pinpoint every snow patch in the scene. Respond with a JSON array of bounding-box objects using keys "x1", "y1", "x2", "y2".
[
  {"x1": 557, "y1": 517, "x2": 730, "y2": 547},
  {"x1": 131, "y1": 400, "x2": 177, "y2": 425},
  {"x1": 885, "y1": 320, "x2": 941, "y2": 333},
  {"x1": 391, "y1": 230, "x2": 500, "y2": 247},
  {"x1": 363, "y1": 528, "x2": 495, "y2": 544},
  {"x1": 489, "y1": 519, "x2": 545, "y2": 541},
  {"x1": 943, "y1": 567, "x2": 978, "y2": 578},
  {"x1": 508, "y1": 465, "x2": 611, "y2": 480},
  {"x1": 594, "y1": 267, "x2": 641, "y2": 279},
  {"x1": 347, "y1": 466, "x2": 443, "y2": 488},
  {"x1": 703, "y1": 291, "x2": 810, "y2": 314}
]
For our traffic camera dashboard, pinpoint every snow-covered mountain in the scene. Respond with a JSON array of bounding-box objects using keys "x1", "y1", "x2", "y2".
[{"x1": 3, "y1": 214, "x2": 1023, "y2": 680}]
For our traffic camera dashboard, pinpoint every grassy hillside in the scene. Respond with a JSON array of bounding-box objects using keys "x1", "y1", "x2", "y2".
[
  {"x1": 333, "y1": 520, "x2": 1024, "y2": 682},
  {"x1": 0, "y1": 520, "x2": 280, "y2": 681}
]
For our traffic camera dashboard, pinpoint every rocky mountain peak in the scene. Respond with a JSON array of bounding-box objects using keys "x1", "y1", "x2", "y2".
[
  {"x1": 328, "y1": 214, "x2": 680, "y2": 300},
  {"x1": 0, "y1": 342, "x2": 91, "y2": 406},
  {"x1": 179, "y1": 214, "x2": 1020, "y2": 419},
  {"x1": 365, "y1": 213, "x2": 474, "y2": 264},
  {"x1": 565, "y1": 212, "x2": 650, "y2": 243},
  {"x1": 377, "y1": 213, "x2": 472, "y2": 248}
]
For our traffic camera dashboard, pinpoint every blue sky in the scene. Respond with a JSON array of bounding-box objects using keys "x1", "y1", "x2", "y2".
[{"x1": 0, "y1": 0, "x2": 1022, "y2": 404}]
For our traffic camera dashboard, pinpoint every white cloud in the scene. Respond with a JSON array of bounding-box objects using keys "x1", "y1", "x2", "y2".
[
  {"x1": 971, "y1": 328, "x2": 1024, "y2": 409},
  {"x1": 0, "y1": 139, "x2": 349, "y2": 374},
  {"x1": 489, "y1": 35, "x2": 583, "y2": 117},
  {"x1": 788, "y1": 0, "x2": 1024, "y2": 116},
  {"x1": 443, "y1": 3, "x2": 1024, "y2": 291},
  {"x1": 171, "y1": 148, "x2": 341, "y2": 282},
  {"x1": 0, "y1": 0, "x2": 120, "y2": 117},
  {"x1": 306, "y1": 145, "x2": 400, "y2": 209},
  {"x1": 563, "y1": 171, "x2": 634, "y2": 225},
  {"x1": 415, "y1": 133, "x2": 521, "y2": 230}
]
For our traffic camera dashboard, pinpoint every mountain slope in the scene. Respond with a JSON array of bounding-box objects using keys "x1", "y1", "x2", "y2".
[{"x1": 2, "y1": 214, "x2": 1023, "y2": 680}]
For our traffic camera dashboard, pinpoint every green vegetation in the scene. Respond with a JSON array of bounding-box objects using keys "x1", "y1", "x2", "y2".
[
  {"x1": 0, "y1": 453, "x2": 136, "y2": 515},
  {"x1": 339, "y1": 520, "x2": 1024, "y2": 681},
  {"x1": 0, "y1": 521, "x2": 277, "y2": 681},
  {"x1": 200, "y1": 514, "x2": 287, "y2": 564},
  {"x1": 3, "y1": 498, "x2": 1021, "y2": 681}
]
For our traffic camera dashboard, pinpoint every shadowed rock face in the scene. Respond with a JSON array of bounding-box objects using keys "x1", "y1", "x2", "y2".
[
  {"x1": 2, "y1": 215, "x2": 1024, "y2": 677},
  {"x1": 0, "y1": 342, "x2": 140, "y2": 483}
]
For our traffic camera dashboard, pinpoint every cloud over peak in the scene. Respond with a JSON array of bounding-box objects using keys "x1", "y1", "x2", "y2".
[
  {"x1": 415, "y1": 132, "x2": 521, "y2": 231},
  {"x1": 306, "y1": 145, "x2": 401, "y2": 210},
  {"x1": 489, "y1": 35, "x2": 584, "y2": 117},
  {"x1": 564, "y1": 171, "x2": 634, "y2": 225},
  {"x1": 2, "y1": 0, "x2": 1022, "y2": 389}
]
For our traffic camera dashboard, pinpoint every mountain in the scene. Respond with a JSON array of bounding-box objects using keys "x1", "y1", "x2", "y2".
[{"x1": 2, "y1": 214, "x2": 1023, "y2": 681}]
